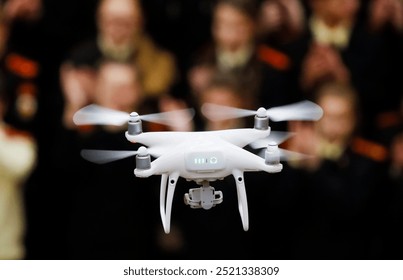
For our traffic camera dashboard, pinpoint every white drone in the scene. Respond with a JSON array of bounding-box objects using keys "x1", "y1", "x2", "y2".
[{"x1": 73, "y1": 100, "x2": 323, "y2": 233}]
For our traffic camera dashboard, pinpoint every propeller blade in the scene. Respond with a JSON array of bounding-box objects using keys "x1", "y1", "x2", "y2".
[
  {"x1": 73, "y1": 104, "x2": 196, "y2": 128},
  {"x1": 140, "y1": 108, "x2": 196, "y2": 128},
  {"x1": 73, "y1": 104, "x2": 129, "y2": 126},
  {"x1": 248, "y1": 131, "x2": 295, "y2": 149},
  {"x1": 278, "y1": 148, "x2": 312, "y2": 161},
  {"x1": 80, "y1": 149, "x2": 139, "y2": 164},
  {"x1": 201, "y1": 103, "x2": 255, "y2": 121},
  {"x1": 81, "y1": 146, "x2": 160, "y2": 164},
  {"x1": 201, "y1": 100, "x2": 323, "y2": 122},
  {"x1": 257, "y1": 147, "x2": 312, "y2": 162},
  {"x1": 266, "y1": 100, "x2": 323, "y2": 122}
]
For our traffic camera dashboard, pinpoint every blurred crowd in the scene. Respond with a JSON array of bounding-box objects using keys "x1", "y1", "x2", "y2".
[{"x1": 0, "y1": 0, "x2": 403, "y2": 260}]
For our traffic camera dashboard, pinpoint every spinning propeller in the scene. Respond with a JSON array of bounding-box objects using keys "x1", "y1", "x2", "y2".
[
  {"x1": 249, "y1": 131, "x2": 295, "y2": 149},
  {"x1": 80, "y1": 146, "x2": 155, "y2": 164},
  {"x1": 73, "y1": 104, "x2": 194, "y2": 165},
  {"x1": 201, "y1": 100, "x2": 323, "y2": 122},
  {"x1": 73, "y1": 104, "x2": 195, "y2": 128},
  {"x1": 257, "y1": 145, "x2": 311, "y2": 162},
  {"x1": 249, "y1": 130, "x2": 311, "y2": 162}
]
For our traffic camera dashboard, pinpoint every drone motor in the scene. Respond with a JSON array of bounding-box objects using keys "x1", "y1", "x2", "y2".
[
  {"x1": 128, "y1": 112, "x2": 143, "y2": 135},
  {"x1": 135, "y1": 146, "x2": 151, "y2": 170},
  {"x1": 254, "y1": 107, "x2": 269, "y2": 130},
  {"x1": 265, "y1": 143, "x2": 280, "y2": 165}
]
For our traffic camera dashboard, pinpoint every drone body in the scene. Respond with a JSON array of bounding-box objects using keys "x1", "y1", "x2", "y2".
[
  {"x1": 128, "y1": 128, "x2": 282, "y2": 180},
  {"x1": 74, "y1": 100, "x2": 323, "y2": 233}
]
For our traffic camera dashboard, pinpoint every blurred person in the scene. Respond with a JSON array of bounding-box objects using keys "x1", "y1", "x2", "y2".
[
  {"x1": 367, "y1": 0, "x2": 403, "y2": 131},
  {"x1": 60, "y1": 0, "x2": 178, "y2": 129},
  {"x1": 0, "y1": 0, "x2": 43, "y2": 131},
  {"x1": 89, "y1": 59, "x2": 193, "y2": 133},
  {"x1": 307, "y1": 0, "x2": 360, "y2": 49},
  {"x1": 256, "y1": 0, "x2": 306, "y2": 46},
  {"x1": 299, "y1": 43, "x2": 350, "y2": 96},
  {"x1": 187, "y1": 0, "x2": 259, "y2": 96},
  {"x1": 368, "y1": 0, "x2": 403, "y2": 33},
  {"x1": 0, "y1": 71, "x2": 37, "y2": 259},
  {"x1": 94, "y1": 60, "x2": 144, "y2": 117},
  {"x1": 187, "y1": 0, "x2": 297, "y2": 113},
  {"x1": 290, "y1": 0, "x2": 392, "y2": 139},
  {"x1": 196, "y1": 72, "x2": 256, "y2": 131},
  {"x1": 0, "y1": 0, "x2": 97, "y2": 133},
  {"x1": 284, "y1": 81, "x2": 388, "y2": 258},
  {"x1": 287, "y1": 82, "x2": 362, "y2": 168},
  {"x1": 297, "y1": 0, "x2": 361, "y2": 94}
]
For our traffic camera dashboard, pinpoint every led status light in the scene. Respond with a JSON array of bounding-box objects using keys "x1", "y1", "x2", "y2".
[
  {"x1": 186, "y1": 151, "x2": 225, "y2": 172},
  {"x1": 194, "y1": 156, "x2": 218, "y2": 165}
]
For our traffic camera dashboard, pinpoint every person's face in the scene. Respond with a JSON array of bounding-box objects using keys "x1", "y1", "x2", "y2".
[
  {"x1": 98, "y1": 0, "x2": 143, "y2": 45},
  {"x1": 95, "y1": 63, "x2": 142, "y2": 112},
  {"x1": 311, "y1": 0, "x2": 360, "y2": 26},
  {"x1": 212, "y1": 3, "x2": 256, "y2": 52},
  {"x1": 315, "y1": 92, "x2": 356, "y2": 144}
]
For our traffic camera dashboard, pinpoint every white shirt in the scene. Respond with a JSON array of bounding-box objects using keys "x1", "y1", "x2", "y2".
[
  {"x1": 309, "y1": 16, "x2": 353, "y2": 49},
  {"x1": 0, "y1": 122, "x2": 36, "y2": 259}
]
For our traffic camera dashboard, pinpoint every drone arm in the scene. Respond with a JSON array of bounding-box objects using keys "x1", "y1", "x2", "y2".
[
  {"x1": 232, "y1": 169, "x2": 249, "y2": 231},
  {"x1": 214, "y1": 128, "x2": 270, "y2": 147},
  {"x1": 159, "y1": 172, "x2": 179, "y2": 234}
]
